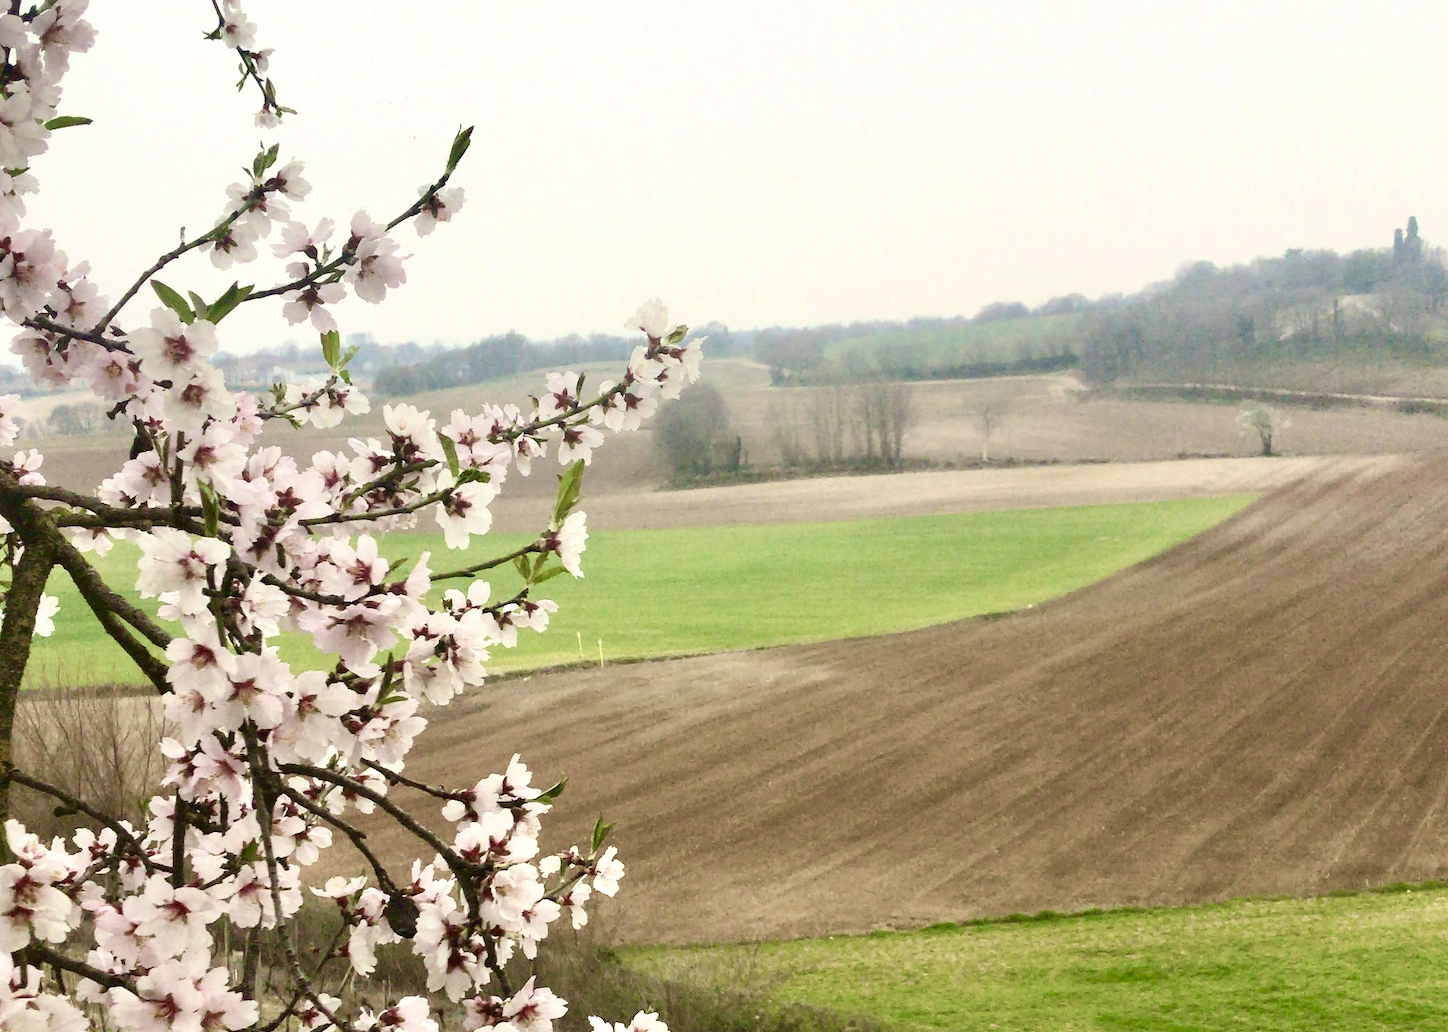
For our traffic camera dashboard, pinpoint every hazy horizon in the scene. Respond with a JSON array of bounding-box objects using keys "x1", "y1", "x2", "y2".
[{"x1": 22, "y1": 1, "x2": 1448, "y2": 353}]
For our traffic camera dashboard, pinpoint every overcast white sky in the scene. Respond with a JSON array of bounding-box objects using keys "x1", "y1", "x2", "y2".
[{"x1": 28, "y1": 1, "x2": 1448, "y2": 352}]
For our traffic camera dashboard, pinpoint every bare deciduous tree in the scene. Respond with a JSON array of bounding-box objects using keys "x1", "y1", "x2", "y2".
[
  {"x1": 970, "y1": 387, "x2": 1015, "y2": 463},
  {"x1": 808, "y1": 384, "x2": 850, "y2": 465},
  {"x1": 768, "y1": 390, "x2": 808, "y2": 467},
  {"x1": 853, "y1": 381, "x2": 912, "y2": 466}
]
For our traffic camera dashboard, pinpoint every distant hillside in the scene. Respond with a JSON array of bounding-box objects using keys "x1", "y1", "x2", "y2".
[
  {"x1": 747, "y1": 299, "x2": 1086, "y2": 385},
  {"x1": 367, "y1": 218, "x2": 1448, "y2": 403},
  {"x1": 746, "y1": 218, "x2": 1448, "y2": 395},
  {"x1": 1080, "y1": 218, "x2": 1448, "y2": 393}
]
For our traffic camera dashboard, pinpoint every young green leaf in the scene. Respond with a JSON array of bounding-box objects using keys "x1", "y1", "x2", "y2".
[
  {"x1": 552, "y1": 459, "x2": 586, "y2": 526},
  {"x1": 320, "y1": 330, "x2": 341, "y2": 370},
  {"x1": 665, "y1": 324, "x2": 689, "y2": 345},
  {"x1": 446, "y1": 125, "x2": 474, "y2": 173},
  {"x1": 439, "y1": 434, "x2": 460, "y2": 478},
  {"x1": 205, "y1": 282, "x2": 253, "y2": 324},
  {"x1": 252, "y1": 142, "x2": 280, "y2": 179},
  {"x1": 590, "y1": 816, "x2": 614, "y2": 853},
  {"x1": 199, "y1": 481, "x2": 221, "y2": 538},
  {"x1": 533, "y1": 564, "x2": 568, "y2": 585},
  {"x1": 151, "y1": 281, "x2": 194, "y2": 324},
  {"x1": 187, "y1": 291, "x2": 210, "y2": 322},
  {"x1": 43, "y1": 115, "x2": 92, "y2": 130},
  {"x1": 535, "y1": 777, "x2": 568, "y2": 805}
]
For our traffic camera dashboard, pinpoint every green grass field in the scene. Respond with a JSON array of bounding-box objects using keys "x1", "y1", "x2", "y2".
[
  {"x1": 628, "y1": 887, "x2": 1448, "y2": 1032},
  {"x1": 27, "y1": 495, "x2": 1253, "y2": 688}
]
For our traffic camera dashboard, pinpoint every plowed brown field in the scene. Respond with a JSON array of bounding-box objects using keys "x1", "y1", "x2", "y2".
[{"x1": 375, "y1": 454, "x2": 1448, "y2": 945}]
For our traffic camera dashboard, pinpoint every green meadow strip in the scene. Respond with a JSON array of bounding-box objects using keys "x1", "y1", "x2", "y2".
[
  {"x1": 28, "y1": 495, "x2": 1254, "y2": 687},
  {"x1": 628, "y1": 885, "x2": 1448, "y2": 1032}
]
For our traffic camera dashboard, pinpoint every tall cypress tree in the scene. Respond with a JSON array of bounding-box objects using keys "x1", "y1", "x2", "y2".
[{"x1": 1406, "y1": 216, "x2": 1423, "y2": 262}]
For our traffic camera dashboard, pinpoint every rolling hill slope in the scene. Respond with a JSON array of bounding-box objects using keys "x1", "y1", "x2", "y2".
[{"x1": 378, "y1": 455, "x2": 1448, "y2": 944}]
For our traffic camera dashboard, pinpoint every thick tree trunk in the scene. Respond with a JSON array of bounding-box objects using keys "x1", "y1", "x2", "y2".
[
  {"x1": 0, "y1": 536, "x2": 53, "y2": 845},
  {"x1": 0, "y1": 476, "x2": 58, "y2": 849}
]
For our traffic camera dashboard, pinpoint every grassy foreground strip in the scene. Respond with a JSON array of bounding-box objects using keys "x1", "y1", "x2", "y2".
[
  {"x1": 627, "y1": 887, "x2": 1448, "y2": 1032},
  {"x1": 26, "y1": 495, "x2": 1253, "y2": 686}
]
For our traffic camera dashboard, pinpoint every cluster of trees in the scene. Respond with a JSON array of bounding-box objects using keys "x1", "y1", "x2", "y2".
[
  {"x1": 214, "y1": 334, "x2": 450, "y2": 389},
  {"x1": 374, "y1": 331, "x2": 634, "y2": 396},
  {"x1": 1080, "y1": 218, "x2": 1448, "y2": 383},
  {"x1": 652, "y1": 379, "x2": 919, "y2": 484},
  {"x1": 973, "y1": 294, "x2": 1090, "y2": 322},
  {"x1": 652, "y1": 383, "x2": 745, "y2": 481},
  {"x1": 375, "y1": 323, "x2": 738, "y2": 400},
  {"x1": 46, "y1": 401, "x2": 106, "y2": 436},
  {"x1": 769, "y1": 381, "x2": 914, "y2": 469}
]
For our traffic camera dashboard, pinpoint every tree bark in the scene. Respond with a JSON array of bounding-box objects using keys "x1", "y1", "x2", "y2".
[{"x1": 0, "y1": 532, "x2": 53, "y2": 843}]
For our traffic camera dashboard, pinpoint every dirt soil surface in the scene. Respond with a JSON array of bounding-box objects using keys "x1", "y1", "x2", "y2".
[
  {"x1": 507, "y1": 455, "x2": 1391, "y2": 532},
  {"x1": 371, "y1": 453, "x2": 1448, "y2": 945}
]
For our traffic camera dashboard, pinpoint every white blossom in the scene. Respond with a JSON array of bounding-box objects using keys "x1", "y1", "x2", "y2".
[
  {"x1": 129, "y1": 308, "x2": 219, "y2": 381},
  {"x1": 624, "y1": 298, "x2": 670, "y2": 341},
  {"x1": 31, "y1": 593, "x2": 57, "y2": 637},
  {"x1": 434, "y1": 471, "x2": 498, "y2": 549},
  {"x1": 546, "y1": 512, "x2": 587, "y2": 578},
  {"x1": 415, "y1": 185, "x2": 464, "y2": 236},
  {"x1": 219, "y1": 0, "x2": 257, "y2": 50}
]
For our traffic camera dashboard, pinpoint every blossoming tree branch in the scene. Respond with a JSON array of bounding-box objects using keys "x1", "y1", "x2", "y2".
[{"x1": 0, "y1": 3, "x2": 702, "y2": 1029}]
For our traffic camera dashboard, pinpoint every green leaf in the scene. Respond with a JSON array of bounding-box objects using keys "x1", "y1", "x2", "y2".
[
  {"x1": 552, "y1": 459, "x2": 586, "y2": 527},
  {"x1": 666, "y1": 324, "x2": 689, "y2": 345},
  {"x1": 446, "y1": 125, "x2": 474, "y2": 173},
  {"x1": 187, "y1": 291, "x2": 209, "y2": 322},
  {"x1": 43, "y1": 115, "x2": 92, "y2": 131},
  {"x1": 252, "y1": 142, "x2": 280, "y2": 179},
  {"x1": 338, "y1": 343, "x2": 360, "y2": 385},
  {"x1": 150, "y1": 281, "x2": 194, "y2": 324},
  {"x1": 320, "y1": 330, "x2": 341, "y2": 370},
  {"x1": 533, "y1": 564, "x2": 568, "y2": 585},
  {"x1": 199, "y1": 482, "x2": 221, "y2": 538},
  {"x1": 513, "y1": 554, "x2": 533, "y2": 583},
  {"x1": 590, "y1": 816, "x2": 614, "y2": 854},
  {"x1": 535, "y1": 777, "x2": 567, "y2": 805},
  {"x1": 206, "y1": 282, "x2": 253, "y2": 324},
  {"x1": 439, "y1": 434, "x2": 460, "y2": 478}
]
